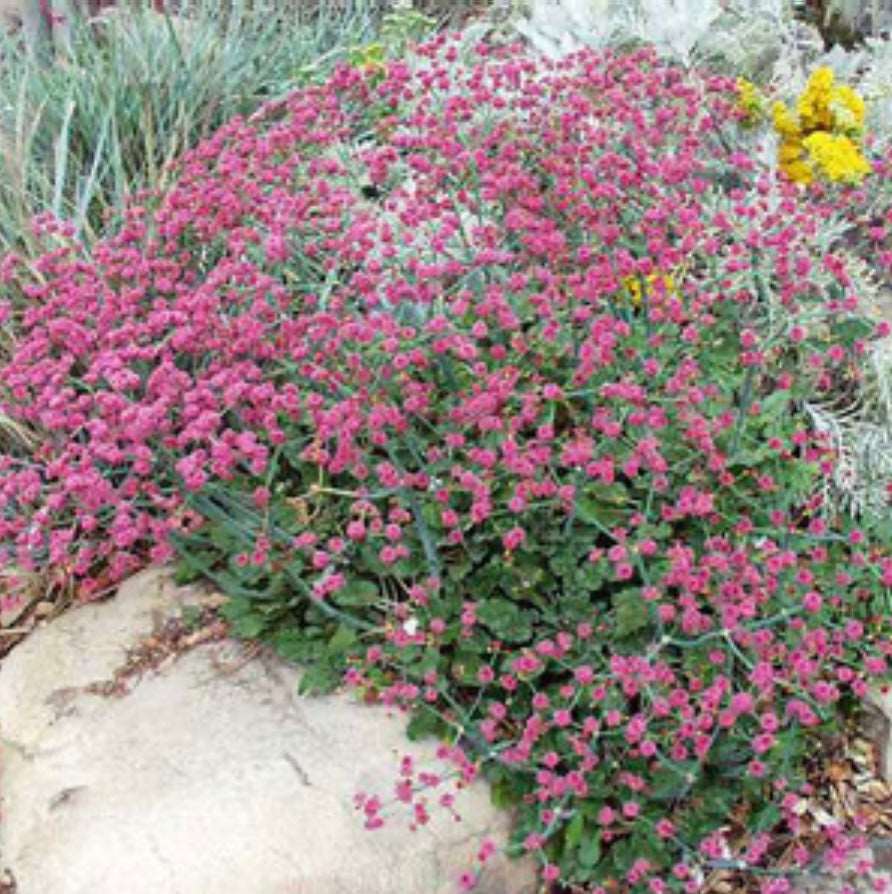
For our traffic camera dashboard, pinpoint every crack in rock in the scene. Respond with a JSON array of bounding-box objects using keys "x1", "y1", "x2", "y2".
[
  {"x1": 48, "y1": 785, "x2": 86, "y2": 812},
  {"x1": 282, "y1": 751, "x2": 312, "y2": 787}
]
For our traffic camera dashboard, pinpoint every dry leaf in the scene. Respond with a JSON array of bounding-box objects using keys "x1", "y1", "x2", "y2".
[{"x1": 827, "y1": 761, "x2": 852, "y2": 783}]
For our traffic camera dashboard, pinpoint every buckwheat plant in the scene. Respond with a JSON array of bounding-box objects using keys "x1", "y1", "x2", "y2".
[{"x1": 1, "y1": 34, "x2": 891, "y2": 894}]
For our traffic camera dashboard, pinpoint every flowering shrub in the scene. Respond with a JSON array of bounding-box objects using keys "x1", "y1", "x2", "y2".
[
  {"x1": 1, "y1": 33, "x2": 892, "y2": 893},
  {"x1": 772, "y1": 66, "x2": 871, "y2": 184}
]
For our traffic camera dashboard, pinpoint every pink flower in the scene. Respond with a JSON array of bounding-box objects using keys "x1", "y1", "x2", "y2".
[
  {"x1": 802, "y1": 591, "x2": 823, "y2": 613},
  {"x1": 346, "y1": 520, "x2": 366, "y2": 542},
  {"x1": 622, "y1": 801, "x2": 640, "y2": 820},
  {"x1": 752, "y1": 733, "x2": 776, "y2": 755},
  {"x1": 542, "y1": 864, "x2": 560, "y2": 883},
  {"x1": 597, "y1": 806, "x2": 616, "y2": 826},
  {"x1": 458, "y1": 871, "x2": 478, "y2": 891},
  {"x1": 501, "y1": 526, "x2": 526, "y2": 551},
  {"x1": 655, "y1": 818, "x2": 675, "y2": 839},
  {"x1": 748, "y1": 759, "x2": 767, "y2": 778},
  {"x1": 553, "y1": 709, "x2": 573, "y2": 728}
]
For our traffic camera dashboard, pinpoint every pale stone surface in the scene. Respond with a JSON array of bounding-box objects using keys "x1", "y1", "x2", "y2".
[
  {"x1": 866, "y1": 684, "x2": 892, "y2": 782},
  {"x1": 792, "y1": 847, "x2": 891, "y2": 894},
  {"x1": 0, "y1": 567, "x2": 536, "y2": 894}
]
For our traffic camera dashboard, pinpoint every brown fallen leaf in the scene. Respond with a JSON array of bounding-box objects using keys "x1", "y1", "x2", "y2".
[{"x1": 827, "y1": 761, "x2": 852, "y2": 783}]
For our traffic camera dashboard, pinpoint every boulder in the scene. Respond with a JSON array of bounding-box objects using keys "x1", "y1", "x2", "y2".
[
  {"x1": 0, "y1": 567, "x2": 536, "y2": 894},
  {"x1": 866, "y1": 684, "x2": 892, "y2": 782}
]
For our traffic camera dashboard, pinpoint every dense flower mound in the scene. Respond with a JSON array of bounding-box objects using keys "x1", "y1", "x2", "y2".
[{"x1": 2, "y1": 34, "x2": 892, "y2": 893}]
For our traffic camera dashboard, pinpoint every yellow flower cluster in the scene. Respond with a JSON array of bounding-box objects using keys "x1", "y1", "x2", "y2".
[
  {"x1": 620, "y1": 271, "x2": 677, "y2": 307},
  {"x1": 802, "y1": 131, "x2": 872, "y2": 183},
  {"x1": 736, "y1": 78, "x2": 764, "y2": 128},
  {"x1": 772, "y1": 67, "x2": 870, "y2": 186}
]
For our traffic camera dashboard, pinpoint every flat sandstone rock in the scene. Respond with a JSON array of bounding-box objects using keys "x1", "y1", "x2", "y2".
[{"x1": 0, "y1": 567, "x2": 535, "y2": 894}]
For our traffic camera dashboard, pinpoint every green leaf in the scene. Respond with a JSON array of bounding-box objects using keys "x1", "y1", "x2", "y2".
[
  {"x1": 180, "y1": 604, "x2": 203, "y2": 630},
  {"x1": 697, "y1": 782, "x2": 738, "y2": 821},
  {"x1": 576, "y1": 562, "x2": 606, "y2": 592},
  {"x1": 297, "y1": 662, "x2": 341, "y2": 695},
  {"x1": 476, "y1": 598, "x2": 533, "y2": 643},
  {"x1": 751, "y1": 802, "x2": 781, "y2": 832},
  {"x1": 450, "y1": 649, "x2": 486, "y2": 685},
  {"x1": 172, "y1": 560, "x2": 204, "y2": 586},
  {"x1": 650, "y1": 765, "x2": 691, "y2": 800},
  {"x1": 231, "y1": 613, "x2": 265, "y2": 639},
  {"x1": 832, "y1": 317, "x2": 873, "y2": 343},
  {"x1": 359, "y1": 544, "x2": 388, "y2": 575},
  {"x1": 490, "y1": 778, "x2": 523, "y2": 810},
  {"x1": 473, "y1": 562, "x2": 505, "y2": 599},
  {"x1": 612, "y1": 589, "x2": 650, "y2": 638},
  {"x1": 628, "y1": 829, "x2": 667, "y2": 866},
  {"x1": 730, "y1": 446, "x2": 773, "y2": 468},
  {"x1": 421, "y1": 502, "x2": 444, "y2": 533},
  {"x1": 446, "y1": 559, "x2": 472, "y2": 581},
  {"x1": 334, "y1": 579, "x2": 379, "y2": 607},
  {"x1": 576, "y1": 483, "x2": 628, "y2": 528},
  {"x1": 220, "y1": 598, "x2": 267, "y2": 638},
  {"x1": 564, "y1": 813, "x2": 584, "y2": 853},
  {"x1": 406, "y1": 708, "x2": 449, "y2": 743},
  {"x1": 272, "y1": 630, "x2": 326, "y2": 665},
  {"x1": 328, "y1": 623, "x2": 358, "y2": 654},
  {"x1": 757, "y1": 390, "x2": 791, "y2": 420},
  {"x1": 578, "y1": 829, "x2": 601, "y2": 868},
  {"x1": 711, "y1": 738, "x2": 749, "y2": 773}
]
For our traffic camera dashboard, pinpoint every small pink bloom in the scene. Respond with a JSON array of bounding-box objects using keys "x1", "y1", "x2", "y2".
[{"x1": 501, "y1": 526, "x2": 526, "y2": 551}]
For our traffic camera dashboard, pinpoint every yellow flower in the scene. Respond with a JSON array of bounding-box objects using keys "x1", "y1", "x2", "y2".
[
  {"x1": 777, "y1": 137, "x2": 812, "y2": 184},
  {"x1": 796, "y1": 66, "x2": 835, "y2": 132},
  {"x1": 620, "y1": 271, "x2": 677, "y2": 307},
  {"x1": 802, "y1": 131, "x2": 872, "y2": 183},
  {"x1": 778, "y1": 138, "x2": 804, "y2": 162},
  {"x1": 784, "y1": 158, "x2": 814, "y2": 185},
  {"x1": 773, "y1": 67, "x2": 870, "y2": 185},
  {"x1": 829, "y1": 84, "x2": 865, "y2": 134},
  {"x1": 736, "y1": 78, "x2": 764, "y2": 127},
  {"x1": 807, "y1": 66, "x2": 835, "y2": 94},
  {"x1": 772, "y1": 101, "x2": 800, "y2": 139},
  {"x1": 621, "y1": 275, "x2": 642, "y2": 305}
]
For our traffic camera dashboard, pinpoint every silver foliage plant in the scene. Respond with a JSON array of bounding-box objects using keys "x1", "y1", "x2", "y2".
[
  {"x1": 511, "y1": 0, "x2": 823, "y2": 84},
  {"x1": 805, "y1": 254, "x2": 892, "y2": 521},
  {"x1": 504, "y1": 0, "x2": 892, "y2": 521}
]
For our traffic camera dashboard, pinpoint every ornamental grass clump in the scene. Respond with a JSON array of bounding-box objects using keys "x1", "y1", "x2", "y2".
[
  {"x1": 1, "y1": 34, "x2": 891, "y2": 893},
  {"x1": 0, "y1": 0, "x2": 390, "y2": 256}
]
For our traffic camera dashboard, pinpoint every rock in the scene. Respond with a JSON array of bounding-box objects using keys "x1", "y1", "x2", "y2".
[
  {"x1": 865, "y1": 684, "x2": 892, "y2": 782},
  {"x1": 0, "y1": 567, "x2": 535, "y2": 894},
  {"x1": 791, "y1": 846, "x2": 891, "y2": 894}
]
